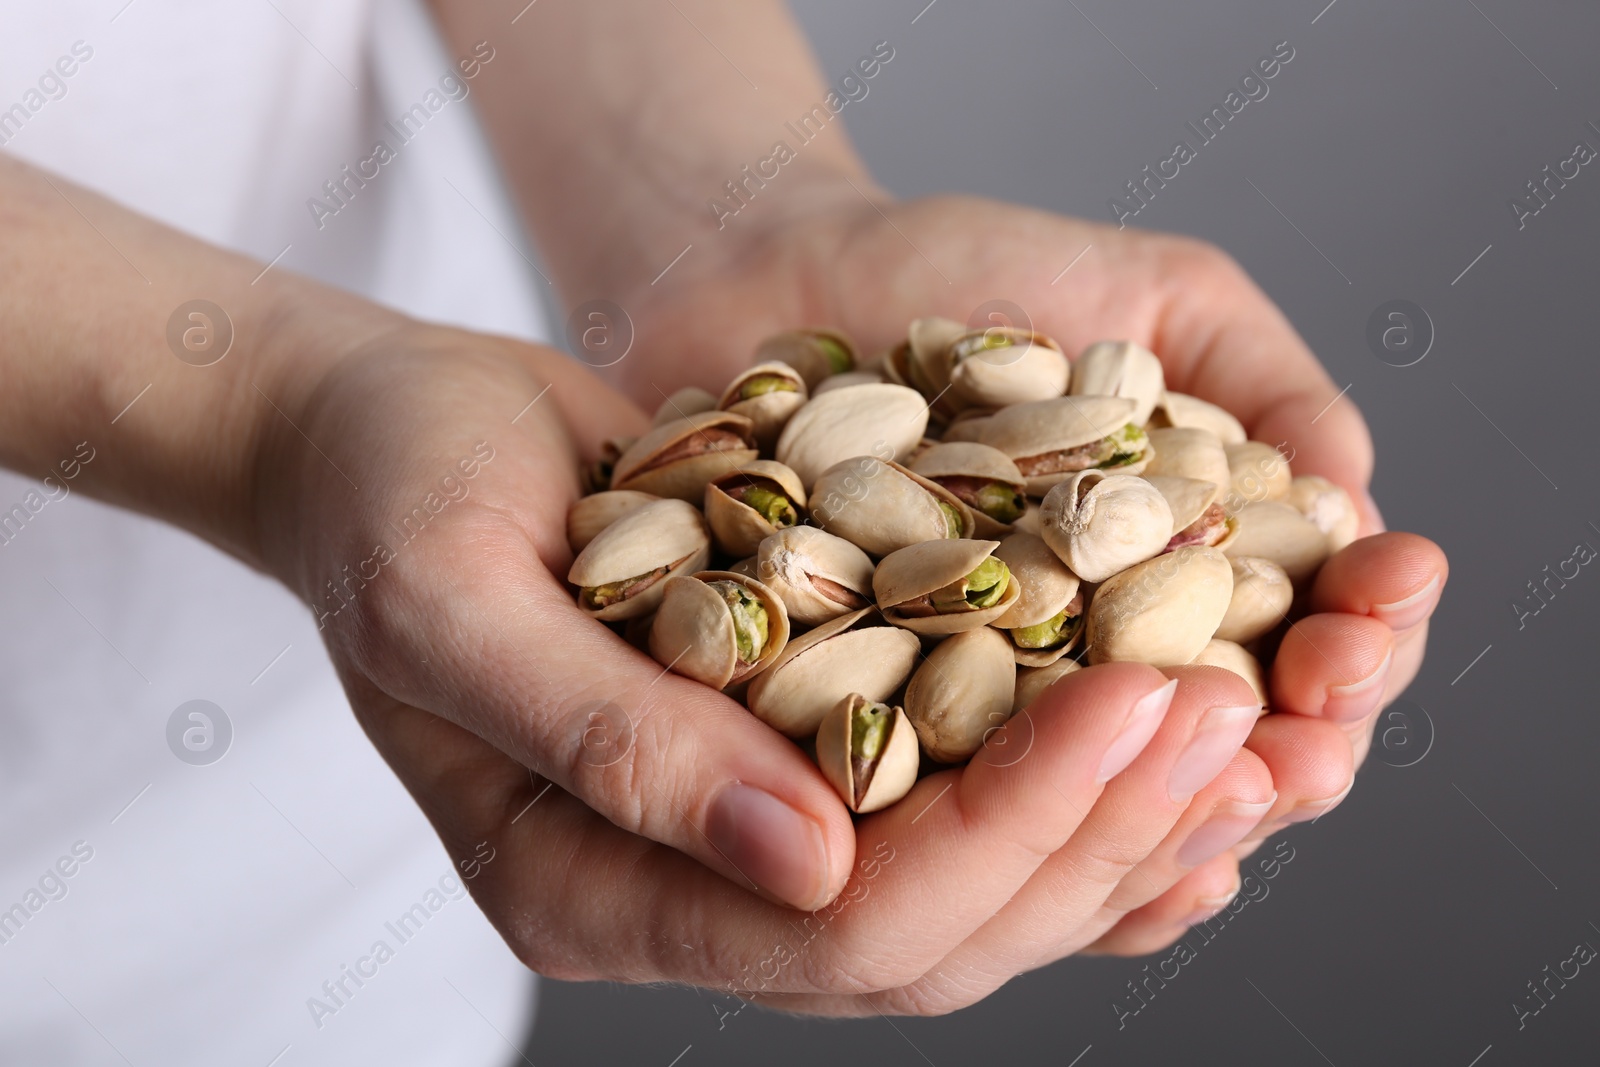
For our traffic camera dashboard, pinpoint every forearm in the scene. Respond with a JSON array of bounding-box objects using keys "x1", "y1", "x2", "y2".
[
  {"x1": 429, "y1": 0, "x2": 882, "y2": 304},
  {"x1": 0, "y1": 155, "x2": 401, "y2": 567}
]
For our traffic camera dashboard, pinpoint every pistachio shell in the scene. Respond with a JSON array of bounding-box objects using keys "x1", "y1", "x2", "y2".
[
  {"x1": 1143, "y1": 475, "x2": 1238, "y2": 553},
  {"x1": 1223, "y1": 502, "x2": 1330, "y2": 584},
  {"x1": 651, "y1": 387, "x2": 717, "y2": 427},
  {"x1": 718, "y1": 361, "x2": 810, "y2": 452},
  {"x1": 1225, "y1": 441, "x2": 1292, "y2": 505},
  {"x1": 1070, "y1": 341, "x2": 1165, "y2": 425},
  {"x1": 992, "y1": 532, "x2": 1085, "y2": 665},
  {"x1": 1013, "y1": 658, "x2": 1083, "y2": 715},
  {"x1": 648, "y1": 571, "x2": 791, "y2": 689},
  {"x1": 978, "y1": 396, "x2": 1146, "y2": 494},
  {"x1": 1151, "y1": 391, "x2": 1247, "y2": 444},
  {"x1": 775, "y1": 384, "x2": 930, "y2": 490},
  {"x1": 568, "y1": 499, "x2": 712, "y2": 621},
  {"x1": 904, "y1": 627, "x2": 1017, "y2": 762},
  {"x1": 726, "y1": 556, "x2": 761, "y2": 580},
  {"x1": 1141, "y1": 427, "x2": 1230, "y2": 493},
  {"x1": 908, "y1": 316, "x2": 966, "y2": 367},
  {"x1": 1085, "y1": 546, "x2": 1233, "y2": 666},
  {"x1": 1287, "y1": 475, "x2": 1359, "y2": 554},
  {"x1": 940, "y1": 410, "x2": 995, "y2": 443},
  {"x1": 754, "y1": 329, "x2": 856, "y2": 390},
  {"x1": 873, "y1": 538, "x2": 1021, "y2": 634},
  {"x1": 811, "y1": 457, "x2": 975, "y2": 557},
  {"x1": 584, "y1": 435, "x2": 635, "y2": 493},
  {"x1": 754, "y1": 526, "x2": 875, "y2": 627},
  {"x1": 1216, "y1": 556, "x2": 1292, "y2": 644},
  {"x1": 911, "y1": 442, "x2": 1027, "y2": 538},
  {"x1": 815, "y1": 694, "x2": 919, "y2": 813},
  {"x1": 703, "y1": 460, "x2": 808, "y2": 558},
  {"x1": 1040, "y1": 471, "x2": 1173, "y2": 583},
  {"x1": 745, "y1": 608, "x2": 921, "y2": 737},
  {"x1": 948, "y1": 328, "x2": 1071, "y2": 408},
  {"x1": 566, "y1": 490, "x2": 660, "y2": 554},
  {"x1": 1190, "y1": 639, "x2": 1268, "y2": 707},
  {"x1": 1013, "y1": 501, "x2": 1044, "y2": 536},
  {"x1": 812, "y1": 370, "x2": 885, "y2": 395},
  {"x1": 611, "y1": 411, "x2": 758, "y2": 501},
  {"x1": 884, "y1": 318, "x2": 961, "y2": 411}
]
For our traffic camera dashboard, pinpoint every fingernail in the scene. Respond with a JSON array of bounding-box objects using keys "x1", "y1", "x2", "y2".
[
  {"x1": 1176, "y1": 795, "x2": 1277, "y2": 867},
  {"x1": 707, "y1": 784, "x2": 829, "y2": 910},
  {"x1": 1095, "y1": 678, "x2": 1178, "y2": 783},
  {"x1": 1280, "y1": 779, "x2": 1355, "y2": 826},
  {"x1": 1181, "y1": 883, "x2": 1241, "y2": 926},
  {"x1": 1167, "y1": 705, "x2": 1261, "y2": 802},
  {"x1": 1323, "y1": 650, "x2": 1393, "y2": 722},
  {"x1": 1371, "y1": 574, "x2": 1440, "y2": 631}
]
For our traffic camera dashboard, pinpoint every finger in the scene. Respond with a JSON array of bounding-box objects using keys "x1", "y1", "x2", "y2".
[
  {"x1": 1080, "y1": 852, "x2": 1243, "y2": 957},
  {"x1": 1270, "y1": 612, "x2": 1395, "y2": 723},
  {"x1": 1236, "y1": 711, "x2": 1355, "y2": 838},
  {"x1": 1311, "y1": 532, "x2": 1448, "y2": 633}
]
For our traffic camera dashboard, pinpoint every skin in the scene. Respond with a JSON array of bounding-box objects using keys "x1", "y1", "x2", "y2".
[{"x1": 0, "y1": 0, "x2": 1448, "y2": 1020}]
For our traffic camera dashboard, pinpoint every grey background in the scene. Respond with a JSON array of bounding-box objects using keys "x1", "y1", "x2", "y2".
[{"x1": 528, "y1": 1, "x2": 1600, "y2": 1064}]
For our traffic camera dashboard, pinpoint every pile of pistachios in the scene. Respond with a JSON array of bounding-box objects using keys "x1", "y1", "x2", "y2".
[{"x1": 566, "y1": 322, "x2": 1358, "y2": 814}]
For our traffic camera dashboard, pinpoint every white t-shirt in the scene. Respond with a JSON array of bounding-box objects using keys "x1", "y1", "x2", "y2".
[{"x1": 0, "y1": 1, "x2": 545, "y2": 1063}]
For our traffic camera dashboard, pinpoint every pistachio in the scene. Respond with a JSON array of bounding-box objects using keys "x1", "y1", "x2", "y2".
[
  {"x1": 649, "y1": 571, "x2": 791, "y2": 689},
  {"x1": 947, "y1": 327, "x2": 1071, "y2": 408},
  {"x1": 883, "y1": 317, "x2": 963, "y2": 412},
  {"x1": 1223, "y1": 502, "x2": 1330, "y2": 585},
  {"x1": 718, "y1": 361, "x2": 809, "y2": 452},
  {"x1": 811, "y1": 456, "x2": 975, "y2": 557},
  {"x1": 873, "y1": 538, "x2": 1022, "y2": 635},
  {"x1": 1216, "y1": 556, "x2": 1292, "y2": 644},
  {"x1": 611, "y1": 411, "x2": 758, "y2": 502},
  {"x1": 939, "y1": 408, "x2": 995, "y2": 444},
  {"x1": 1150, "y1": 391, "x2": 1247, "y2": 445},
  {"x1": 567, "y1": 498, "x2": 712, "y2": 621},
  {"x1": 992, "y1": 532, "x2": 1084, "y2": 665},
  {"x1": 815, "y1": 694, "x2": 919, "y2": 813},
  {"x1": 1012, "y1": 658, "x2": 1083, "y2": 715},
  {"x1": 703, "y1": 461, "x2": 808, "y2": 558},
  {"x1": 904, "y1": 626, "x2": 1017, "y2": 762},
  {"x1": 1225, "y1": 441, "x2": 1292, "y2": 505},
  {"x1": 1143, "y1": 475, "x2": 1238, "y2": 553},
  {"x1": 583, "y1": 436, "x2": 635, "y2": 494},
  {"x1": 1070, "y1": 341, "x2": 1165, "y2": 426},
  {"x1": 754, "y1": 526, "x2": 875, "y2": 627},
  {"x1": 754, "y1": 328, "x2": 857, "y2": 390},
  {"x1": 1085, "y1": 545, "x2": 1233, "y2": 666},
  {"x1": 746, "y1": 607, "x2": 921, "y2": 737},
  {"x1": 775, "y1": 383, "x2": 930, "y2": 490},
  {"x1": 1141, "y1": 427, "x2": 1230, "y2": 494},
  {"x1": 978, "y1": 396, "x2": 1150, "y2": 495},
  {"x1": 911, "y1": 441, "x2": 1028, "y2": 537},
  {"x1": 813, "y1": 370, "x2": 886, "y2": 396},
  {"x1": 651, "y1": 387, "x2": 718, "y2": 427},
  {"x1": 1287, "y1": 475, "x2": 1359, "y2": 554},
  {"x1": 566, "y1": 489, "x2": 661, "y2": 554},
  {"x1": 1190, "y1": 638, "x2": 1268, "y2": 707},
  {"x1": 1040, "y1": 471, "x2": 1173, "y2": 583}
]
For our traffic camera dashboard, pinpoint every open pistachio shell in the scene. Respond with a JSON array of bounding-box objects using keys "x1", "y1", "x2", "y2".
[
  {"x1": 568, "y1": 499, "x2": 712, "y2": 621},
  {"x1": 1287, "y1": 475, "x2": 1359, "y2": 554},
  {"x1": 978, "y1": 396, "x2": 1148, "y2": 494},
  {"x1": 703, "y1": 461, "x2": 808, "y2": 559},
  {"x1": 584, "y1": 436, "x2": 635, "y2": 494},
  {"x1": 940, "y1": 409, "x2": 996, "y2": 444},
  {"x1": 883, "y1": 317, "x2": 963, "y2": 413},
  {"x1": 754, "y1": 328, "x2": 856, "y2": 390},
  {"x1": 651, "y1": 387, "x2": 718, "y2": 427},
  {"x1": 718, "y1": 361, "x2": 809, "y2": 452},
  {"x1": 1040, "y1": 471, "x2": 1173, "y2": 583},
  {"x1": 1223, "y1": 502, "x2": 1330, "y2": 585},
  {"x1": 1225, "y1": 441, "x2": 1292, "y2": 505},
  {"x1": 1141, "y1": 427, "x2": 1230, "y2": 493},
  {"x1": 754, "y1": 526, "x2": 875, "y2": 627},
  {"x1": 1013, "y1": 658, "x2": 1083, "y2": 715},
  {"x1": 726, "y1": 556, "x2": 761, "y2": 580},
  {"x1": 648, "y1": 571, "x2": 791, "y2": 690},
  {"x1": 1190, "y1": 639, "x2": 1268, "y2": 707},
  {"x1": 611, "y1": 411, "x2": 758, "y2": 502},
  {"x1": 1085, "y1": 546, "x2": 1233, "y2": 666},
  {"x1": 815, "y1": 694, "x2": 919, "y2": 813},
  {"x1": 992, "y1": 532, "x2": 1084, "y2": 665},
  {"x1": 745, "y1": 608, "x2": 921, "y2": 738},
  {"x1": 566, "y1": 490, "x2": 661, "y2": 554},
  {"x1": 1070, "y1": 341, "x2": 1165, "y2": 426},
  {"x1": 911, "y1": 442, "x2": 1028, "y2": 537},
  {"x1": 775, "y1": 384, "x2": 930, "y2": 490},
  {"x1": 873, "y1": 538, "x2": 1021, "y2": 635},
  {"x1": 1150, "y1": 391, "x2": 1247, "y2": 444},
  {"x1": 947, "y1": 327, "x2": 1071, "y2": 408},
  {"x1": 1216, "y1": 556, "x2": 1292, "y2": 644},
  {"x1": 1013, "y1": 500, "x2": 1044, "y2": 537},
  {"x1": 813, "y1": 370, "x2": 885, "y2": 396},
  {"x1": 811, "y1": 457, "x2": 975, "y2": 557},
  {"x1": 904, "y1": 626, "x2": 1017, "y2": 762},
  {"x1": 1144, "y1": 475, "x2": 1238, "y2": 553}
]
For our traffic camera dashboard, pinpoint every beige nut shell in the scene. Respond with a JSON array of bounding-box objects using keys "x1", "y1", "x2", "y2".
[
  {"x1": 611, "y1": 410, "x2": 758, "y2": 501},
  {"x1": 911, "y1": 441, "x2": 1027, "y2": 538},
  {"x1": 978, "y1": 395, "x2": 1144, "y2": 494},
  {"x1": 1012, "y1": 658, "x2": 1083, "y2": 715},
  {"x1": 1141, "y1": 427, "x2": 1230, "y2": 493},
  {"x1": 1070, "y1": 341, "x2": 1165, "y2": 426},
  {"x1": 904, "y1": 626, "x2": 1017, "y2": 763},
  {"x1": 1144, "y1": 475, "x2": 1239, "y2": 552},
  {"x1": 703, "y1": 461, "x2": 808, "y2": 559},
  {"x1": 1040, "y1": 471, "x2": 1173, "y2": 584},
  {"x1": 1287, "y1": 475, "x2": 1359, "y2": 554},
  {"x1": 1223, "y1": 502, "x2": 1331, "y2": 585},
  {"x1": 568, "y1": 499, "x2": 712, "y2": 621},
  {"x1": 651, "y1": 387, "x2": 717, "y2": 427},
  {"x1": 992, "y1": 531, "x2": 1084, "y2": 666},
  {"x1": 718, "y1": 362, "x2": 809, "y2": 452},
  {"x1": 1216, "y1": 556, "x2": 1292, "y2": 644},
  {"x1": 648, "y1": 571, "x2": 791, "y2": 690},
  {"x1": 815, "y1": 694, "x2": 919, "y2": 814},
  {"x1": 948, "y1": 328, "x2": 1071, "y2": 409},
  {"x1": 1190, "y1": 638, "x2": 1268, "y2": 707},
  {"x1": 1085, "y1": 546, "x2": 1233, "y2": 666},
  {"x1": 754, "y1": 329, "x2": 856, "y2": 391},
  {"x1": 566, "y1": 490, "x2": 660, "y2": 554},
  {"x1": 1225, "y1": 441, "x2": 1292, "y2": 505},
  {"x1": 754, "y1": 526, "x2": 876, "y2": 627},
  {"x1": 873, "y1": 538, "x2": 1022, "y2": 635},
  {"x1": 1152, "y1": 391, "x2": 1247, "y2": 444},
  {"x1": 813, "y1": 371, "x2": 885, "y2": 396},
  {"x1": 775, "y1": 384, "x2": 930, "y2": 490},
  {"x1": 811, "y1": 457, "x2": 975, "y2": 557},
  {"x1": 745, "y1": 608, "x2": 921, "y2": 738}
]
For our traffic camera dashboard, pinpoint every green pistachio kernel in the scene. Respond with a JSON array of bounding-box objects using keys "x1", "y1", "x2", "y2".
[
  {"x1": 981, "y1": 330, "x2": 1015, "y2": 350},
  {"x1": 1099, "y1": 423, "x2": 1149, "y2": 469},
  {"x1": 816, "y1": 336, "x2": 853, "y2": 375},
  {"x1": 973, "y1": 482, "x2": 1026, "y2": 524},
  {"x1": 1012, "y1": 608, "x2": 1075, "y2": 650},
  {"x1": 963, "y1": 557, "x2": 1011, "y2": 609},
  {"x1": 711, "y1": 581, "x2": 769, "y2": 663},
  {"x1": 742, "y1": 486, "x2": 798, "y2": 527},
  {"x1": 739, "y1": 374, "x2": 799, "y2": 400},
  {"x1": 939, "y1": 500, "x2": 965, "y2": 538},
  {"x1": 851, "y1": 701, "x2": 892, "y2": 762}
]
